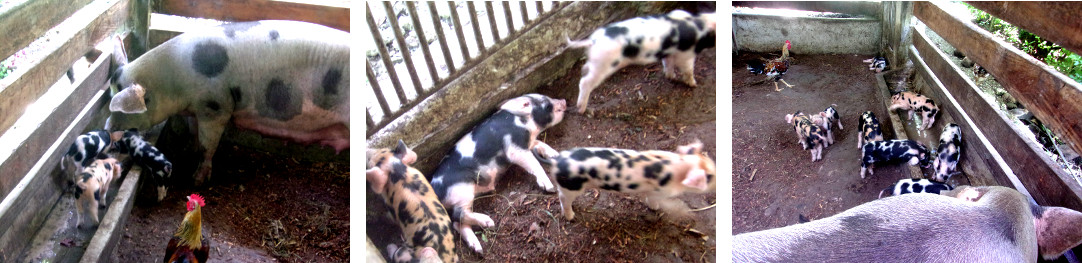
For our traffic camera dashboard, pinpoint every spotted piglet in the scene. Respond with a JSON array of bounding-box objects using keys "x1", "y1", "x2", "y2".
[
  {"x1": 74, "y1": 157, "x2": 122, "y2": 228},
  {"x1": 61, "y1": 130, "x2": 121, "y2": 175},
  {"x1": 808, "y1": 104, "x2": 842, "y2": 146},
  {"x1": 429, "y1": 94, "x2": 566, "y2": 253},
  {"x1": 367, "y1": 140, "x2": 457, "y2": 263},
  {"x1": 933, "y1": 123, "x2": 964, "y2": 182},
  {"x1": 857, "y1": 111, "x2": 885, "y2": 149},
  {"x1": 115, "y1": 128, "x2": 173, "y2": 202},
  {"x1": 863, "y1": 57, "x2": 888, "y2": 73},
  {"x1": 860, "y1": 139, "x2": 933, "y2": 179},
  {"x1": 889, "y1": 91, "x2": 939, "y2": 130},
  {"x1": 878, "y1": 178, "x2": 954, "y2": 198},
  {"x1": 533, "y1": 140, "x2": 716, "y2": 221},
  {"x1": 565, "y1": 9, "x2": 716, "y2": 113},
  {"x1": 785, "y1": 112, "x2": 828, "y2": 161}
]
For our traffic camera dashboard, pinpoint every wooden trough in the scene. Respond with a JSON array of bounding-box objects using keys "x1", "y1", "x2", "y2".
[{"x1": 0, "y1": 0, "x2": 347, "y2": 261}]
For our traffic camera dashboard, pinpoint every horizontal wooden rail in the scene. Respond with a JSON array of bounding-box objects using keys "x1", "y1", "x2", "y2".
[
  {"x1": 0, "y1": 0, "x2": 94, "y2": 64},
  {"x1": 912, "y1": 25, "x2": 1082, "y2": 210},
  {"x1": 732, "y1": 1, "x2": 881, "y2": 18},
  {"x1": 155, "y1": 0, "x2": 349, "y2": 32},
  {"x1": 914, "y1": 1, "x2": 1082, "y2": 161},
  {"x1": 966, "y1": 2, "x2": 1082, "y2": 58},
  {"x1": 0, "y1": 0, "x2": 129, "y2": 139}
]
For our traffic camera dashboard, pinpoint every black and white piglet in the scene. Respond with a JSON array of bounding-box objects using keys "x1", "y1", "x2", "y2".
[
  {"x1": 115, "y1": 128, "x2": 173, "y2": 202},
  {"x1": 429, "y1": 94, "x2": 566, "y2": 253},
  {"x1": 61, "y1": 130, "x2": 121, "y2": 174},
  {"x1": 808, "y1": 104, "x2": 842, "y2": 146},
  {"x1": 860, "y1": 139, "x2": 932, "y2": 179},
  {"x1": 878, "y1": 178, "x2": 954, "y2": 198},
  {"x1": 532, "y1": 140, "x2": 716, "y2": 221},
  {"x1": 857, "y1": 111, "x2": 884, "y2": 149},
  {"x1": 566, "y1": 9, "x2": 716, "y2": 113},
  {"x1": 863, "y1": 57, "x2": 888, "y2": 73},
  {"x1": 785, "y1": 111, "x2": 827, "y2": 161},
  {"x1": 933, "y1": 123, "x2": 963, "y2": 182}
]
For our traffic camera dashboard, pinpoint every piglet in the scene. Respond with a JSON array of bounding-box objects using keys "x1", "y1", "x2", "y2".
[
  {"x1": 735, "y1": 185, "x2": 1082, "y2": 262},
  {"x1": 566, "y1": 9, "x2": 716, "y2": 113},
  {"x1": 933, "y1": 123, "x2": 964, "y2": 182},
  {"x1": 115, "y1": 129, "x2": 173, "y2": 201},
  {"x1": 786, "y1": 111, "x2": 827, "y2": 161},
  {"x1": 889, "y1": 91, "x2": 939, "y2": 130},
  {"x1": 878, "y1": 178, "x2": 954, "y2": 199},
  {"x1": 860, "y1": 139, "x2": 932, "y2": 179},
  {"x1": 61, "y1": 130, "x2": 122, "y2": 175},
  {"x1": 429, "y1": 94, "x2": 566, "y2": 254},
  {"x1": 857, "y1": 111, "x2": 885, "y2": 149},
  {"x1": 74, "y1": 157, "x2": 121, "y2": 228},
  {"x1": 533, "y1": 140, "x2": 716, "y2": 221},
  {"x1": 808, "y1": 104, "x2": 842, "y2": 146}
]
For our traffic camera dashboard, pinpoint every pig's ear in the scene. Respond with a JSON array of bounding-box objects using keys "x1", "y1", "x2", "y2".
[
  {"x1": 1037, "y1": 207, "x2": 1082, "y2": 260},
  {"x1": 785, "y1": 114, "x2": 794, "y2": 124},
  {"x1": 682, "y1": 168, "x2": 708, "y2": 191},
  {"x1": 677, "y1": 139, "x2": 704, "y2": 155},
  {"x1": 393, "y1": 140, "x2": 418, "y2": 165},
  {"x1": 366, "y1": 168, "x2": 387, "y2": 194},
  {"x1": 500, "y1": 97, "x2": 534, "y2": 116},
  {"x1": 109, "y1": 84, "x2": 147, "y2": 113}
]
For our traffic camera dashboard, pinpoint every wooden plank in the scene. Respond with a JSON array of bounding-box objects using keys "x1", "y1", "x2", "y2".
[
  {"x1": 0, "y1": 0, "x2": 130, "y2": 140},
  {"x1": 914, "y1": 1, "x2": 1082, "y2": 164},
  {"x1": 0, "y1": 88, "x2": 111, "y2": 261},
  {"x1": 0, "y1": 0, "x2": 94, "y2": 63},
  {"x1": 0, "y1": 50, "x2": 113, "y2": 197},
  {"x1": 732, "y1": 1, "x2": 881, "y2": 18},
  {"x1": 154, "y1": 0, "x2": 349, "y2": 32},
  {"x1": 911, "y1": 26, "x2": 1082, "y2": 210},
  {"x1": 966, "y1": 2, "x2": 1082, "y2": 58},
  {"x1": 907, "y1": 44, "x2": 1016, "y2": 189}
]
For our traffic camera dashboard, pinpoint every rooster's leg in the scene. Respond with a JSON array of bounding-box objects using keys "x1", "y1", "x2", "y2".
[
  {"x1": 774, "y1": 82, "x2": 782, "y2": 92},
  {"x1": 781, "y1": 79, "x2": 795, "y2": 88}
]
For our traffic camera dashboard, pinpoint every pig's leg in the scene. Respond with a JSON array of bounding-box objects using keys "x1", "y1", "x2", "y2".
[
  {"x1": 576, "y1": 52, "x2": 620, "y2": 113},
  {"x1": 509, "y1": 147, "x2": 555, "y2": 192},
  {"x1": 193, "y1": 116, "x2": 230, "y2": 185},
  {"x1": 558, "y1": 189, "x2": 583, "y2": 220},
  {"x1": 454, "y1": 222, "x2": 484, "y2": 253},
  {"x1": 673, "y1": 52, "x2": 698, "y2": 87},
  {"x1": 75, "y1": 196, "x2": 84, "y2": 228}
]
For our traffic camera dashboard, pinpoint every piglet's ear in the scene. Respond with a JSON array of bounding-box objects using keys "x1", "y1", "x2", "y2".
[
  {"x1": 109, "y1": 84, "x2": 147, "y2": 113},
  {"x1": 500, "y1": 97, "x2": 533, "y2": 116},
  {"x1": 1037, "y1": 207, "x2": 1082, "y2": 260},
  {"x1": 785, "y1": 114, "x2": 794, "y2": 124},
  {"x1": 393, "y1": 140, "x2": 418, "y2": 165},
  {"x1": 682, "y1": 168, "x2": 708, "y2": 191},
  {"x1": 366, "y1": 168, "x2": 387, "y2": 194},
  {"x1": 677, "y1": 139, "x2": 703, "y2": 155}
]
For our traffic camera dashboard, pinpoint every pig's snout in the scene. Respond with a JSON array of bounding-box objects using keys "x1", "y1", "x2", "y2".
[{"x1": 550, "y1": 98, "x2": 567, "y2": 124}]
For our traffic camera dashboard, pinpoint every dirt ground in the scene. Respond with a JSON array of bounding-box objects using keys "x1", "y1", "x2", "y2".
[
  {"x1": 731, "y1": 53, "x2": 920, "y2": 234},
  {"x1": 368, "y1": 50, "x2": 717, "y2": 262},
  {"x1": 112, "y1": 139, "x2": 349, "y2": 262}
]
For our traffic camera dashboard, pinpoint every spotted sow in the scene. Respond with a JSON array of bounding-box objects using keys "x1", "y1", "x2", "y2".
[{"x1": 106, "y1": 20, "x2": 349, "y2": 186}]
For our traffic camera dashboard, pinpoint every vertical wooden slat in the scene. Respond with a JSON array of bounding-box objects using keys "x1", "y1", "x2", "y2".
[
  {"x1": 466, "y1": 2, "x2": 486, "y2": 52},
  {"x1": 520, "y1": 1, "x2": 529, "y2": 26},
  {"x1": 448, "y1": 1, "x2": 471, "y2": 60},
  {"x1": 503, "y1": 1, "x2": 515, "y2": 35},
  {"x1": 536, "y1": 1, "x2": 544, "y2": 15},
  {"x1": 428, "y1": 1, "x2": 457, "y2": 73},
  {"x1": 382, "y1": 1, "x2": 425, "y2": 95},
  {"x1": 485, "y1": 2, "x2": 500, "y2": 42},
  {"x1": 406, "y1": 2, "x2": 440, "y2": 85},
  {"x1": 366, "y1": 113, "x2": 376, "y2": 136},
  {"x1": 365, "y1": 3, "x2": 408, "y2": 103},
  {"x1": 366, "y1": 63, "x2": 392, "y2": 116}
]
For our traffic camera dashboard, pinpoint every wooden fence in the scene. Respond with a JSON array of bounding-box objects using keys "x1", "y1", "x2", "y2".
[{"x1": 0, "y1": 0, "x2": 347, "y2": 261}]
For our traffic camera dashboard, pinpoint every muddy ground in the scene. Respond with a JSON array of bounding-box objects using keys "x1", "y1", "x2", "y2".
[
  {"x1": 731, "y1": 53, "x2": 920, "y2": 234},
  {"x1": 111, "y1": 138, "x2": 349, "y2": 262},
  {"x1": 368, "y1": 50, "x2": 717, "y2": 262}
]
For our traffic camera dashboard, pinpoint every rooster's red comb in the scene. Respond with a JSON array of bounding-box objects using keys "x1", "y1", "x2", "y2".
[{"x1": 186, "y1": 194, "x2": 205, "y2": 211}]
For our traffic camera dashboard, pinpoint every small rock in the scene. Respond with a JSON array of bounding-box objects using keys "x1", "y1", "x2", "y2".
[
  {"x1": 319, "y1": 241, "x2": 333, "y2": 248},
  {"x1": 528, "y1": 222, "x2": 541, "y2": 235}
]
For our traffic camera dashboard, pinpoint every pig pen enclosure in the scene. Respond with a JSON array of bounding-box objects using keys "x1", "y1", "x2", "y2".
[
  {"x1": 0, "y1": 0, "x2": 348, "y2": 262},
  {"x1": 365, "y1": 1, "x2": 717, "y2": 262},
  {"x1": 732, "y1": 2, "x2": 1082, "y2": 260}
]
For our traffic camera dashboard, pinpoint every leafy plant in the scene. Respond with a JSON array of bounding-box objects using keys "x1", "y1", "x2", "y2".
[{"x1": 965, "y1": 3, "x2": 1082, "y2": 83}]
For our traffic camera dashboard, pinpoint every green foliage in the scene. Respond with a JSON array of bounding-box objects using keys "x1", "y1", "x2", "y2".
[{"x1": 965, "y1": 3, "x2": 1082, "y2": 83}]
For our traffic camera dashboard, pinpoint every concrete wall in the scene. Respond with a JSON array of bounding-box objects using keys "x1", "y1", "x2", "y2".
[
  {"x1": 366, "y1": 1, "x2": 702, "y2": 173},
  {"x1": 734, "y1": 14, "x2": 880, "y2": 55}
]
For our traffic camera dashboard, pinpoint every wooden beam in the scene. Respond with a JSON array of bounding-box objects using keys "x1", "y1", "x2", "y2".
[
  {"x1": 912, "y1": 26, "x2": 1082, "y2": 210},
  {"x1": 914, "y1": 1, "x2": 1082, "y2": 164},
  {"x1": 0, "y1": 0, "x2": 94, "y2": 63},
  {"x1": 966, "y1": 2, "x2": 1082, "y2": 58},
  {"x1": 0, "y1": 51, "x2": 113, "y2": 197},
  {"x1": 907, "y1": 44, "x2": 1016, "y2": 189},
  {"x1": 154, "y1": 0, "x2": 349, "y2": 32},
  {"x1": 732, "y1": 1, "x2": 881, "y2": 18},
  {"x1": 0, "y1": 0, "x2": 130, "y2": 139}
]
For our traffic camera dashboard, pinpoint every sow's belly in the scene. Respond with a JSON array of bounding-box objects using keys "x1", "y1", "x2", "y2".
[{"x1": 231, "y1": 105, "x2": 349, "y2": 153}]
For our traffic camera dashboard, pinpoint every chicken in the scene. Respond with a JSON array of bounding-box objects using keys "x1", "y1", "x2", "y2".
[
  {"x1": 747, "y1": 40, "x2": 795, "y2": 91},
  {"x1": 164, "y1": 194, "x2": 209, "y2": 263}
]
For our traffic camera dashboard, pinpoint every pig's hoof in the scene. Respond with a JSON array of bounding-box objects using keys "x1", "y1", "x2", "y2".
[
  {"x1": 537, "y1": 179, "x2": 555, "y2": 193},
  {"x1": 193, "y1": 166, "x2": 213, "y2": 186},
  {"x1": 475, "y1": 214, "x2": 495, "y2": 228}
]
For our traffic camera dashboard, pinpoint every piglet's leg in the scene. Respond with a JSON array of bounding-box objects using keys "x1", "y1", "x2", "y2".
[
  {"x1": 558, "y1": 189, "x2": 583, "y2": 220},
  {"x1": 509, "y1": 147, "x2": 556, "y2": 192},
  {"x1": 455, "y1": 222, "x2": 485, "y2": 253},
  {"x1": 194, "y1": 116, "x2": 230, "y2": 186},
  {"x1": 673, "y1": 52, "x2": 698, "y2": 88}
]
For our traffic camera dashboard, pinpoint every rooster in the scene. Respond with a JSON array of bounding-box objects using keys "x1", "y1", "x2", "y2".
[
  {"x1": 747, "y1": 40, "x2": 795, "y2": 91},
  {"x1": 164, "y1": 194, "x2": 209, "y2": 263}
]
